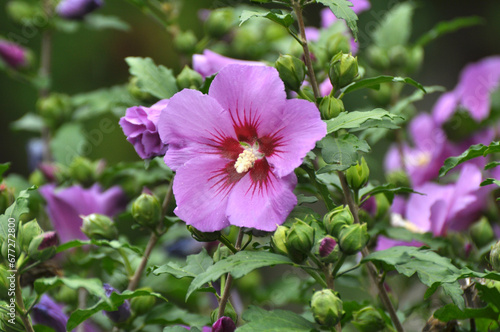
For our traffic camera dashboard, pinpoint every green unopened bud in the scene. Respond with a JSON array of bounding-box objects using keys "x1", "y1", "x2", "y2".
[
  {"x1": 176, "y1": 65, "x2": 203, "y2": 90},
  {"x1": 81, "y1": 214, "x2": 118, "y2": 240},
  {"x1": 319, "y1": 96, "x2": 345, "y2": 120},
  {"x1": 366, "y1": 46, "x2": 389, "y2": 70},
  {"x1": 205, "y1": 9, "x2": 234, "y2": 38},
  {"x1": 286, "y1": 220, "x2": 315, "y2": 263},
  {"x1": 374, "y1": 194, "x2": 390, "y2": 220},
  {"x1": 386, "y1": 170, "x2": 410, "y2": 188},
  {"x1": 406, "y1": 46, "x2": 423, "y2": 73},
  {"x1": 271, "y1": 225, "x2": 289, "y2": 256},
  {"x1": 127, "y1": 77, "x2": 155, "y2": 103},
  {"x1": 37, "y1": 93, "x2": 72, "y2": 129},
  {"x1": 311, "y1": 289, "x2": 343, "y2": 327},
  {"x1": 490, "y1": 241, "x2": 500, "y2": 272},
  {"x1": 323, "y1": 205, "x2": 353, "y2": 238},
  {"x1": 130, "y1": 287, "x2": 156, "y2": 315},
  {"x1": 326, "y1": 33, "x2": 351, "y2": 60},
  {"x1": 19, "y1": 220, "x2": 43, "y2": 252},
  {"x1": 339, "y1": 223, "x2": 369, "y2": 255},
  {"x1": 188, "y1": 225, "x2": 220, "y2": 242},
  {"x1": 174, "y1": 30, "x2": 198, "y2": 54},
  {"x1": 352, "y1": 306, "x2": 386, "y2": 332},
  {"x1": 68, "y1": 156, "x2": 96, "y2": 186},
  {"x1": 210, "y1": 301, "x2": 237, "y2": 324},
  {"x1": 345, "y1": 157, "x2": 370, "y2": 190},
  {"x1": 470, "y1": 217, "x2": 494, "y2": 248},
  {"x1": 132, "y1": 193, "x2": 162, "y2": 228},
  {"x1": 29, "y1": 169, "x2": 47, "y2": 187},
  {"x1": 329, "y1": 52, "x2": 358, "y2": 91},
  {"x1": 275, "y1": 55, "x2": 306, "y2": 92}
]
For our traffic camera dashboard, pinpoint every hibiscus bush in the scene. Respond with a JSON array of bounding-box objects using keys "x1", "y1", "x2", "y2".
[{"x1": 1, "y1": 0, "x2": 500, "y2": 331}]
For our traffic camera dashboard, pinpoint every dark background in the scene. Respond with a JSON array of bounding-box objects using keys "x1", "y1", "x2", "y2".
[{"x1": 1, "y1": 0, "x2": 499, "y2": 176}]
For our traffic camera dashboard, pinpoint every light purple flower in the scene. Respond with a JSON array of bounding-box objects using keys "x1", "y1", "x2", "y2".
[
  {"x1": 32, "y1": 295, "x2": 68, "y2": 332},
  {"x1": 119, "y1": 99, "x2": 169, "y2": 159},
  {"x1": 158, "y1": 65, "x2": 326, "y2": 232},
  {"x1": 56, "y1": 0, "x2": 103, "y2": 20},
  {"x1": 385, "y1": 113, "x2": 452, "y2": 186},
  {"x1": 212, "y1": 316, "x2": 236, "y2": 332},
  {"x1": 39, "y1": 184, "x2": 126, "y2": 243},
  {"x1": 103, "y1": 284, "x2": 131, "y2": 323},
  {"x1": 192, "y1": 49, "x2": 265, "y2": 78},
  {"x1": 0, "y1": 40, "x2": 28, "y2": 69},
  {"x1": 432, "y1": 56, "x2": 500, "y2": 124}
]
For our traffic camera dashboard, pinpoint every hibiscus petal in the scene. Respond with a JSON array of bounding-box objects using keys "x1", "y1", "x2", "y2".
[
  {"x1": 173, "y1": 156, "x2": 236, "y2": 232},
  {"x1": 264, "y1": 99, "x2": 326, "y2": 177},
  {"x1": 208, "y1": 65, "x2": 287, "y2": 141},
  {"x1": 226, "y1": 171, "x2": 297, "y2": 231},
  {"x1": 158, "y1": 89, "x2": 236, "y2": 170},
  {"x1": 432, "y1": 92, "x2": 458, "y2": 125}
]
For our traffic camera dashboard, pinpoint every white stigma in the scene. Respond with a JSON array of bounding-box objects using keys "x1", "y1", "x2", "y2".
[
  {"x1": 390, "y1": 213, "x2": 424, "y2": 233},
  {"x1": 235, "y1": 150, "x2": 258, "y2": 173}
]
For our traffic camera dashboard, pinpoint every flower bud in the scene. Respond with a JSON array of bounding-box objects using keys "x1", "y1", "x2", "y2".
[
  {"x1": 271, "y1": 225, "x2": 289, "y2": 256},
  {"x1": 328, "y1": 52, "x2": 358, "y2": 91},
  {"x1": 319, "y1": 96, "x2": 345, "y2": 120},
  {"x1": 31, "y1": 295, "x2": 68, "y2": 332},
  {"x1": 319, "y1": 236, "x2": 336, "y2": 258},
  {"x1": 352, "y1": 306, "x2": 386, "y2": 332},
  {"x1": 127, "y1": 76, "x2": 155, "y2": 103},
  {"x1": 176, "y1": 65, "x2": 204, "y2": 90},
  {"x1": 37, "y1": 93, "x2": 72, "y2": 129},
  {"x1": 81, "y1": 213, "x2": 118, "y2": 240},
  {"x1": 470, "y1": 217, "x2": 494, "y2": 249},
  {"x1": 311, "y1": 289, "x2": 343, "y2": 327},
  {"x1": 130, "y1": 287, "x2": 156, "y2": 315},
  {"x1": 0, "y1": 40, "x2": 30, "y2": 69},
  {"x1": 188, "y1": 225, "x2": 220, "y2": 242},
  {"x1": 339, "y1": 223, "x2": 369, "y2": 255},
  {"x1": 210, "y1": 303, "x2": 237, "y2": 325},
  {"x1": 325, "y1": 33, "x2": 351, "y2": 60},
  {"x1": 323, "y1": 205, "x2": 353, "y2": 238},
  {"x1": 386, "y1": 170, "x2": 410, "y2": 188},
  {"x1": 28, "y1": 231, "x2": 59, "y2": 257},
  {"x1": 174, "y1": 30, "x2": 198, "y2": 54},
  {"x1": 56, "y1": 0, "x2": 103, "y2": 20},
  {"x1": 285, "y1": 220, "x2": 315, "y2": 263},
  {"x1": 103, "y1": 284, "x2": 131, "y2": 323},
  {"x1": 345, "y1": 157, "x2": 370, "y2": 191},
  {"x1": 132, "y1": 193, "x2": 162, "y2": 228},
  {"x1": 68, "y1": 156, "x2": 96, "y2": 186},
  {"x1": 19, "y1": 220, "x2": 43, "y2": 252},
  {"x1": 490, "y1": 241, "x2": 500, "y2": 272},
  {"x1": 275, "y1": 55, "x2": 306, "y2": 92},
  {"x1": 406, "y1": 46, "x2": 423, "y2": 73},
  {"x1": 212, "y1": 316, "x2": 236, "y2": 332},
  {"x1": 366, "y1": 46, "x2": 389, "y2": 70},
  {"x1": 205, "y1": 9, "x2": 234, "y2": 38}
]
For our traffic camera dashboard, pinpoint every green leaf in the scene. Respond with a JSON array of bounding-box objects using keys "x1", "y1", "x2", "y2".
[
  {"x1": 125, "y1": 57, "x2": 178, "y2": 99},
  {"x1": 153, "y1": 248, "x2": 213, "y2": 278},
  {"x1": 416, "y1": 16, "x2": 483, "y2": 47},
  {"x1": 433, "y1": 303, "x2": 498, "y2": 322},
  {"x1": 481, "y1": 178, "x2": 500, "y2": 187},
  {"x1": 34, "y1": 276, "x2": 106, "y2": 298},
  {"x1": 476, "y1": 283, "x2": 500, "y2": 310},
  {"x1": 439, "y1": 141, "x2": 500, "y2": 176},
  {"x1": 50, "y1": 123, "x2": 86, "y2": 166},
  {"x1": 342, "y1": 75, "x2": 426, "y2": 94},
  {"x1": 85, "y1": 14, "x2": 130, "y2": 31},
  {"x1": 145, "y1": 303, "x2": 211, "y2": 328},
  {"x1": 0, "y1": 163, "x2": 9, "y2": 182},
  {"x1": 164, "y1": 327, "x2": 200, "y2": 332},
  {"x1": 372, "y1": 2, "x2": 414, "y2": 48},
  {"x1": 325, "y1": 109, "x2": 402, "y2": 134},
  {"x1": 11, "y1": 113, "x2": 45, "y2": 133},
  {"x1": 240, "y1": 9, "x2": 294, "y2": 28},
  {"x1": 360, "y1": 183, "x2": 422, "y2": 203},
  {"x1": 317, "y1": 0, "x2": 358, "y2": 41},
  {"x1": 0, "y1": 186, "x2": 35, "y2": 243},
  {"x1": 237, "y1": 306, "x2": 318, "y2": 332},
  {"x1": 67, "y1": 289, "x2": 167, "y2": 330},
  {"x1": 56, "y1": 239, "x2": 144, "y2": 255},
  {"x1": 378, "y1": 227, "x2": 448, "y2": 250},
  {"x1": 484, "y1": 161, "x2": 500, "y2": 170},
  {"x1": 318, "y1": 134, "x2": 370, "y2": 172},
  {"x1": 187, "y1": 251, "x2": 293, "y2": 300}
]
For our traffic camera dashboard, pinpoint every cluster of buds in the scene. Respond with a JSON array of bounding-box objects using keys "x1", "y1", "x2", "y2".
[
  {"x1": 271, "y1": 219, "x2": 315, "y2": 263},
  {"x1": 323, "y1": 205, "x2": 369, "y2": 255}
]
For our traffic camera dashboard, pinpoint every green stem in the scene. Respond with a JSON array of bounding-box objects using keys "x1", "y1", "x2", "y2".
[
  {"x1": 336, "y1": 263, "x2": 361, "y2": 278},
  {"x1": 218, "y1": 235, "x2": 238, "y2": 254},
  {"x1": 15, "y1": 274, "x2": 35, "y2": 332},
  {"x1": 303, "y1": 166, "x2": 335, "y2": 210},
  {"x1": 217, "y1": 229, "x2": 245, "y2": 320},
  {"x1": 119, "y1": 248, "x2": 134, "y2": 277},
  {"x1": 299, "y1": 264, "x2": 328, "y2": 288},
  {"x1": 331, "y1": 254, "x2": 347, "y2": 279}
]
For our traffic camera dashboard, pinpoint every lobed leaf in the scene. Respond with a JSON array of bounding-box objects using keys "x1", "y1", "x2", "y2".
[
  {"x1": 317, "y1": 0, "x2": 358, "y2": 40},
  {"x1": 240, "y1": 9, "x2": 294, "y2": 28},
  {"x1": 325, "y1": 109, "x2": 402, "y2": 134},
  {"x1": 125, "y1": 57, "x2": 178, "y2": 99},
  {"x1": 342, "y1": 75, "x2": 426, "y2": 95},
  {"x1": 56, "y1": 239, "x2": 144, "y2": 255},
  {"x1": 153, "y1": 248, "x2": 213, "y2": 278},
  {"x1": 318, "y1": 134, "x2": 370, "y2": 172},
  {"x1": 372, "y1": 2, "x2": 414, "y2": 48},
  {"x1": 237, "y1": 306, "x2": 318, "y2": 332},
  {"x1": 439, "y1": 141, "x2": 500, "y2": 176}
]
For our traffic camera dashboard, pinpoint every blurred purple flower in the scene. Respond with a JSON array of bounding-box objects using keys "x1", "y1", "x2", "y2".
[
  {"x1": 56, "y1": 0, "x2": 103, "y2": 20},
  {"x1": 212, "y1": 316, "x2": 236, "y2": 332},
  {"x1": 103, "y1": 284, "x2": 131, "y2": 323},
  {"x1": 385, "y1": 113, "x2": 452, "y2": 186},
  {"x1": 192, "y1": 49, "x2": 265, "y2": 77},
  {"x1": 39, "y1": 184, "x2": 126, "y2": 243},
  {"x1": 119, "y1": 99, "x2": 169, "y2": 159},
  {"x1": 32, "y1": 295, "x2": 68, "y2": 332},
  {"x1": 432, "y1": 56, "x2": 500, "y2": 124},
  {"x1": 0, "y1": 40, "x2": 28, "y2": 69},
  {"x1": 158, "y1": 65, "x2": 326, "y2": 232}
]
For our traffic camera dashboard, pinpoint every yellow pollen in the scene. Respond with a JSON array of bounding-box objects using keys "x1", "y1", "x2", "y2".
[{"x1": 235, "y1": 150, "x2": 258, "y2": 173}]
